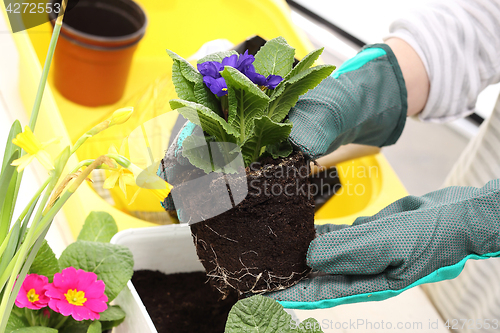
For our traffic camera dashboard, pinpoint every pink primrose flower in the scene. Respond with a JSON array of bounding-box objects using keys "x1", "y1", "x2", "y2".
[
  {"x1": 15, "y1": 274, "x2": 50, "y2": 310},
  {"x1": 45, "y1": 267, "x2": 108, "y2": 321}
]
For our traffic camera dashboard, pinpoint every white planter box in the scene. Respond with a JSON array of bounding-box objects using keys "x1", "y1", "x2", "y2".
[{"x1": 110, "y1": 224, "x2": 204, "y2": 333}]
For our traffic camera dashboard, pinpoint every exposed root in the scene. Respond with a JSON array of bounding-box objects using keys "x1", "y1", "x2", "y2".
[
  {"x1": 267, "y1": 225, "x2": 277, "y2": 237},
  {"x1": 204, "y1": 243, "x2": 311, "y2": 297},
  {"x1": 205, "y1": 225, "x2": 238, "y2": 243}
]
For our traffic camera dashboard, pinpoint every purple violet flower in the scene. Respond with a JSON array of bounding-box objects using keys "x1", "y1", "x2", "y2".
[
  {"x1": 245, "y1": 66, "x2": 283, "y2": 89},
  {"x1": 222, "y1": 50, "x2": 255, "y2": 73},
  {"x1": 264, "y1": 75, "x2": 283, "y2": 89},
  {"x1": 244, "y1": 65, "x2": 267, "y2": 86},
  {"x1": 203, "y1": 76, "x2": 228, "y2": 97},
  {"x1": 198, "y1": 50, "x2": 281, "y2": 96},
  {"x1": 197, "y1": 61, "x2": 224, "y2": 79}
]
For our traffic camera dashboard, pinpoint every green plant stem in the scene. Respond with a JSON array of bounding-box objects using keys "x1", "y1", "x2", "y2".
[
  {"x1": 70, "y1": 134, "x2": 92, "y2": 156},
  {"x1": 53, "y1": 314, "x2": 69, "y2": 330},
  {"x1": 28, "y1": 1, "x2": 67, "y2": 130}
]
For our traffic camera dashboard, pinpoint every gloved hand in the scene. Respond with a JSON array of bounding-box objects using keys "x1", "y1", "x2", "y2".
[
  {"x1": 288, "y1": 43, "x2": 408, "y2": 159},
  {"x1": 266, "y1": 179, "x2": 500, "y2": 309}
]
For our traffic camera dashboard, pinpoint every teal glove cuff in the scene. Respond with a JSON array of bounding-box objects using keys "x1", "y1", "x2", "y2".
[
  {"x1": 278, "y1": 250, "x2": 500, "y2": 310},
  {"x1": 288, "y1": 43, "x2": 408, "y2": 159}
]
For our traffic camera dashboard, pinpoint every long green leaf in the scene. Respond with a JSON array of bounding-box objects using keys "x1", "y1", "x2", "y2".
[
  {"x1": 1, "y1": 121, "x2": 22, "y2": 174},
  {"x1": 0, "y1": 152, "x2": 19, "y2": 244},
  {"x1": 0, "y1": 225, "x2": 51, "y2": 333},
  {"x1": 267, "y1": 64, "x2": 335, "y2": 122},
  {"x1": 0, "y1": 220, "x2": 20, "y2": 282},
  {"x1": 170, "y1": 99, "x2": 239, "y2": 143},
  {"x1": 222, "y1": 67, "x2": 270, "y2": 142},
  {"x1": 240, "y1": 116, "x2": 292, "y2": 166},
  {"x1": 253, "y1": 36, "x2": 295, "y2": 78}
]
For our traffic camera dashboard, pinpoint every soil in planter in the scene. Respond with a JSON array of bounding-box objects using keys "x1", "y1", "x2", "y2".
[
  {"x1": 132, "y1": 270, "x2": 238, "y2": 333},
  {"x1": 185, "y1": 153, "x2": 316, "y2": 297}
]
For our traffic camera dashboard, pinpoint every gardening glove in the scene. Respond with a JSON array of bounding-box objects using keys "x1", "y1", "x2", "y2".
[
  {"x1": 266, "y1": 179, "x2": 500, "y2": 309},
  {"x1": 288, "y1": 43, "x2": 408, "y2": 159}
]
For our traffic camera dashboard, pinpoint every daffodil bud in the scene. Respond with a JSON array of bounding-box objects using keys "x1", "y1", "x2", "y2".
[
  {"x1": 109, "y1": 107, "x2": 134, "y2": 127},
  {"x1": 106, "y1": 153, "x2": 132, "y2": 169}
]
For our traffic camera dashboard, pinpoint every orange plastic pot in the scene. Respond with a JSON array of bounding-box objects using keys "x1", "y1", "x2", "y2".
[{"x1": 49, "y1": 0, "x2": 147, "y2": 107}]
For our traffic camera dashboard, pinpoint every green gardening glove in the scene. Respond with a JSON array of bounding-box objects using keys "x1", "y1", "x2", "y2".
[
  {"x1": 288, "y1": 43, "x2": 408, "y2": 159},
  {"x1": 266, "y1": 179, "x2": 500, "y2": 309}
]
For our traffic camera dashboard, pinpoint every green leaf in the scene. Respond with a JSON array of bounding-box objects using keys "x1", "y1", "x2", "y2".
[
  {"x1": 181, "y1": 132, "x2": 215, "y2": 174},
  {"x1": 167, "y1": 50, "x2": 203, "y2": 102},
  {"x1": 59, "y1": 241, "x2": 134, "y2": 302},
  {"x1": 284, "y1": 47, "x2": 325, "y2": 81},
  {"x1": 221, "y1": 67, "x2": 270, "y2": 142},
  {"x1": 265, "y1": 140, "x2": 293, "y2": 159},
  {"x1": 0, "y1": 219, "x2": 20, "y2": 279},
  {"x1": 77, "y1": 211, "x2": 118, "y2": 243},
  {"x1": 267, "y1": 64, "x2": 335, "y2": 122},
  {"x1": 6, "y1": 311, "x2": 29, "y2": 333},
  {"x1": 86, "y1": 320, "x2": 101, "y2": 333},
  {"x1": 254, "y1": 37, "x2": 295, "y2": 79},
  {"x1": 170, "y1": 99, "x2": 239, "y2": 143},
  {"x1": 29, "y1": 240, "x2": 59, "y2": 282},
  {"x1": 98, "y1": 305, "x2": 126, "y2": 322},
  {"x1": 197, "y1": 50, "x2": 238, "y2": 64},
  {"x1": 225, "y1": 295, "x2": 293, "y2": 333},
  {"x1": 194, "y1": 81, "x2": 223, "y2": 118},
  {"x1": 292, "y1": 318, "x2": 324, "y2": 332},
  {"x1": 0, "y1": 151, "x2": 19, "y2": 244},
  {"x1": 167, "y1": 50, "x2": 202, "y2": 83},
  {"x1": 171, "y1": 60, "x2": 196, "y2": 102},
  {"x1": 1, "y1": 120, "x2": 22, "y2": 174},
  {"x1": 240, "y1": 116, "x2": 292, "y2": 167},
  {"x1": 12, "y1": 328, "x2": 58, "y2": 333}
]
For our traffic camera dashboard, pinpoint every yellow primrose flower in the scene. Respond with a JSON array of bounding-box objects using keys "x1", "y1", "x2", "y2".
[
  {"x1": 11, "y1": 126, "x2": 60, "y2": 172},
  {"x1": 103, "y1": 145, "x2": 135, "y2": 198}
]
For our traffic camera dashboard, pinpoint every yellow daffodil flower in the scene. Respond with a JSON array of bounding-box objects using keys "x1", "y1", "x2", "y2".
[
  {"x1": 11, "y1": 126, "x2": 60, "y2": 172},
  {"x1": 128, "y1": 161, "x2": 173, "y2": 205},
  {"x1": 103, "y1": 145, "x2": 135, "y2": 198}
]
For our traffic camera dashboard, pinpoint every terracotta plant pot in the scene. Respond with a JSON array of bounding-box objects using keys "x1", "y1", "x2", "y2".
[
  {"x1": 185, "y1": 153, "x2": 316, "y2": 298},
  {"x1": 49, "y1": 0, "x2": 147, "y2": 106}
]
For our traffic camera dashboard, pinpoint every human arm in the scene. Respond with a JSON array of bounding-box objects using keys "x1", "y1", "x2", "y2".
[{"x1": 288, "y1": 0, "x2": 500, "y2": 158}]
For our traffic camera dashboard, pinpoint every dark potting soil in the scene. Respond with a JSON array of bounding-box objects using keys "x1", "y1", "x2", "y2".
[
  {"x1": 188, "y1": 153, "x2": 316, "y2": 297},
  {"x1": 132, "y1": 270, "x2": 238, "y2": 333}
]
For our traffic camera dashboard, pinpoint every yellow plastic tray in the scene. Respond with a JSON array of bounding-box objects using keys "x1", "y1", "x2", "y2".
[{"x1": 5, "y1": 0, "x2": 407, "y2": 237}]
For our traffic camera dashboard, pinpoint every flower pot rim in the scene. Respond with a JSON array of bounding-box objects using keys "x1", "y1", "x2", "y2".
[{"x1": 48, "y1": 0, "x2": 148, "y2": 47}]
